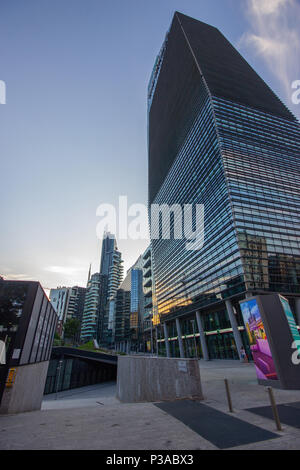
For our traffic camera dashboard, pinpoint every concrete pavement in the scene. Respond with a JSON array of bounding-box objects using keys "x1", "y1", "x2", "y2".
[{"x1": 1, "y1": 359, "x2": 300, "y2": 450}]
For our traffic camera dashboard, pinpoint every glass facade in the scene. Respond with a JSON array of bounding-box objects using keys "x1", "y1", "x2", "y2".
[
  {"x1": 215, "y1": 96, "x2": 300, "y2": 294},
  {"x1": 130, "y1": 269, "x2": 144, "y2": 329},
  {"x1": 149, "y1": 13, "x2": 244, "y2": 320},
  {"x1": 114, "y1": 288, "x2": 131, "y2": 344},
  {"x1": 148, "y1": 12, "x2": 300, "y2": 359}
]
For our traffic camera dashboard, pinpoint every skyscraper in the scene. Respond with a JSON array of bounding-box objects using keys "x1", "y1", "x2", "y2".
[
  {"x1": 148, "y1": 12, "x2": 300, "y2": 360},
  {"x1": 80, "y1": 272, "x2": 104, "y2": 343},
  {"x1": 130, "y1": 264, "x2": 144, "y2": 350},
  {"x1": 98, "y1": 232, "x2": 123, "y2": 345},
  {"x1": 108, "y1": 255, "x2": 145, "y2": 352},
  {"x1": 110, "y1": 273, "x2": 131, "y2": 352},
  {"x1": 99, "y1": 232, "x2": 123, "y2": 300}
]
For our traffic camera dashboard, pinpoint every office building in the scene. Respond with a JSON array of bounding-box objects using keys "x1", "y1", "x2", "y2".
[
  {"x1": 110, "y1": 256, "x2": 145, "y2": 352},
  {"x1": 148, "y1": 12, "x2": 300, "y2": 360}
]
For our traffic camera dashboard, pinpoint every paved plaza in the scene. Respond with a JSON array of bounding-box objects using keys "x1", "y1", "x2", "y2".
[{"x1": 1, "y1": 360, "x2": 300, "y2": 450}]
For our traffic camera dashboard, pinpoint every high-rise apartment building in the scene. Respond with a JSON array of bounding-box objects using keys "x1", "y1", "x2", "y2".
[
  {"x1": 148, "y1": 12, "x2": 300, "y2": 360},
  {"x1": 98, "y1": 232, "x2": 123, "y2": 345},
  {"x1": 49, "y1": 287, "x2": 69, "y2": 324},
  {"x1": 50, "y1": 285, "x2": 86, "y2": 339},
  {"x1": 142, "y1": 245, "x2": 157, "y2": 352},
  {"x1": 66, "y1": 286, "x2": 87, "y2": 324},
  {"x1": 80, "y1": 273, "x2": 103, "y2": 342},
  {"x1": 99, "y1": 232, "x2": 123, "y2": 300},
  {"x1": 49, "y1": 286, "x2": 70, "y2": 336}
]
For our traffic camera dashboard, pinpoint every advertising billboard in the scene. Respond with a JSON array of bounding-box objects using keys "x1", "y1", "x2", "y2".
[{"x1": 240, "y1": 298, "x2": 278, "y2": 381}]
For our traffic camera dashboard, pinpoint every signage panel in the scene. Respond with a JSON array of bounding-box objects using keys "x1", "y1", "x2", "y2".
[{"x1": 240, "y1": 298, "x2": 278, "y2": 381}]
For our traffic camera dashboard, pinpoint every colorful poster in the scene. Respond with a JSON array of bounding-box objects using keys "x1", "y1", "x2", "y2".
[{"x1": 240, "y1": 298, "x2": 278, "y2": 381}]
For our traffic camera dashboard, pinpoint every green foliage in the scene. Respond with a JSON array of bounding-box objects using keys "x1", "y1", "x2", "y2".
[
  {"x1": 64, "y1": 318, "x2": 81, "y2": 340},
  {"x1": 77, "y1": 340, "x2": 95, "y2": 351},
  {"x1": 76, "y1": 341, "x2": 115, "y2": 355},
  {"x1": 53, "y1": 338, "x2": 63, "y2": 346}
]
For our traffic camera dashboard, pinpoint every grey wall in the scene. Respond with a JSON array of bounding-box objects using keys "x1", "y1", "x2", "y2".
[
  {"x1": 0, "y1": 361, "x2": 49, "y2": 414},
  {"x1": 117, "y1": 356, "x2": 203, "y2": 403}
]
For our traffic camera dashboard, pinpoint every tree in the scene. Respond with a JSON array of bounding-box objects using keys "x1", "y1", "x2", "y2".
[{"x1": 63, "y1": 318, "x2": 81, "y2": 342}]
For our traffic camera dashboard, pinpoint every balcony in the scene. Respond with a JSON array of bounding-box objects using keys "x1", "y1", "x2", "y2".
[
  {"x1": 143, "y1": 266, "x2": 152, "y2": 278},
  {"x1": 143, "y1": 278, "x2": 152, "y2": 289}
]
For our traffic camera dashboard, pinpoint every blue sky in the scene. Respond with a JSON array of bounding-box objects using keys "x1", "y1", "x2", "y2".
[{"x1": 0, "y1": 0, "x2": 299, "y2": 292}]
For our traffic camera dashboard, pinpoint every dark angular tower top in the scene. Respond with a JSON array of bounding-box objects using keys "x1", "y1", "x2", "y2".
[
  {"x1": 172, "y1": 11, "x2": 295, "y2": 121},
  {"x1": 148, "y1": 11, "x2": 297, "y2": 204}
]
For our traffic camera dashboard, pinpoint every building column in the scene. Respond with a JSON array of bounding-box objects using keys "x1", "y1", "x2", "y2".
[
  {"x1": 196, "y1": 310, "x2": 209, "y2": 361},
  {"x1": 295, "y1": 298, "x2": 300, "y2": 327},
  {"x1": 163, "y1": 323, "x2": 171, "y2": 358},
  {"x1": 225, "y1": 299, "x2": 243, "y2": 361},
  {"x1": 175, "y1": 318, "x2": 185, "y2": 358},
  {"x1": 155, "y1": 326, "x2": 159, "y2": 355}
]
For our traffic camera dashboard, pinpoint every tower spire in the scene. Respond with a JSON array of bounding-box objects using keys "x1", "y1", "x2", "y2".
[{"x1": 87, "y1": 263, "x2": 91, "y2": 284}]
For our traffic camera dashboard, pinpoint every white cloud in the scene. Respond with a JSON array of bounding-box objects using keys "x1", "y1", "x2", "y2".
[
  {"x1": 2, "y1": 273, "x2": 35, "y2": 281},
  {"x1": 44, "y1": 265, "x2": 87, "y2": 276},
  {"x1": 240, "y1": 0, "x2": 300, "y2": 104},
  {"x1": 249, "y1": 0, "x2": 291, "y2": 16}
]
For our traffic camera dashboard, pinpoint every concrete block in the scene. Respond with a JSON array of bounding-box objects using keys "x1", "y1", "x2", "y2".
[
  {"x1": 0, "y1": 361, "x2": 49, "y2": 414},
  {"x1": 116, "y1": 356, "x2": 203, "y2": 403}
]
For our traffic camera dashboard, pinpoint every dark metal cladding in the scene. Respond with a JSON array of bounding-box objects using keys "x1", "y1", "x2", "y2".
[
  {"x1": 148, "y1": 11, "x2": 296, "y2": 205},
  {"x1": 176, "y1": 12, "x2": 295, "y2": 120}
]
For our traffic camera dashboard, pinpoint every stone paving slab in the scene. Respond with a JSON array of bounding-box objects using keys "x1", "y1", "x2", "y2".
[
  {"x1": 42, "y1": 382, "x2": 119, "y2": 410},
  {"x1": 0, "y1": 401, "x2": 217, "y2": 450}
]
